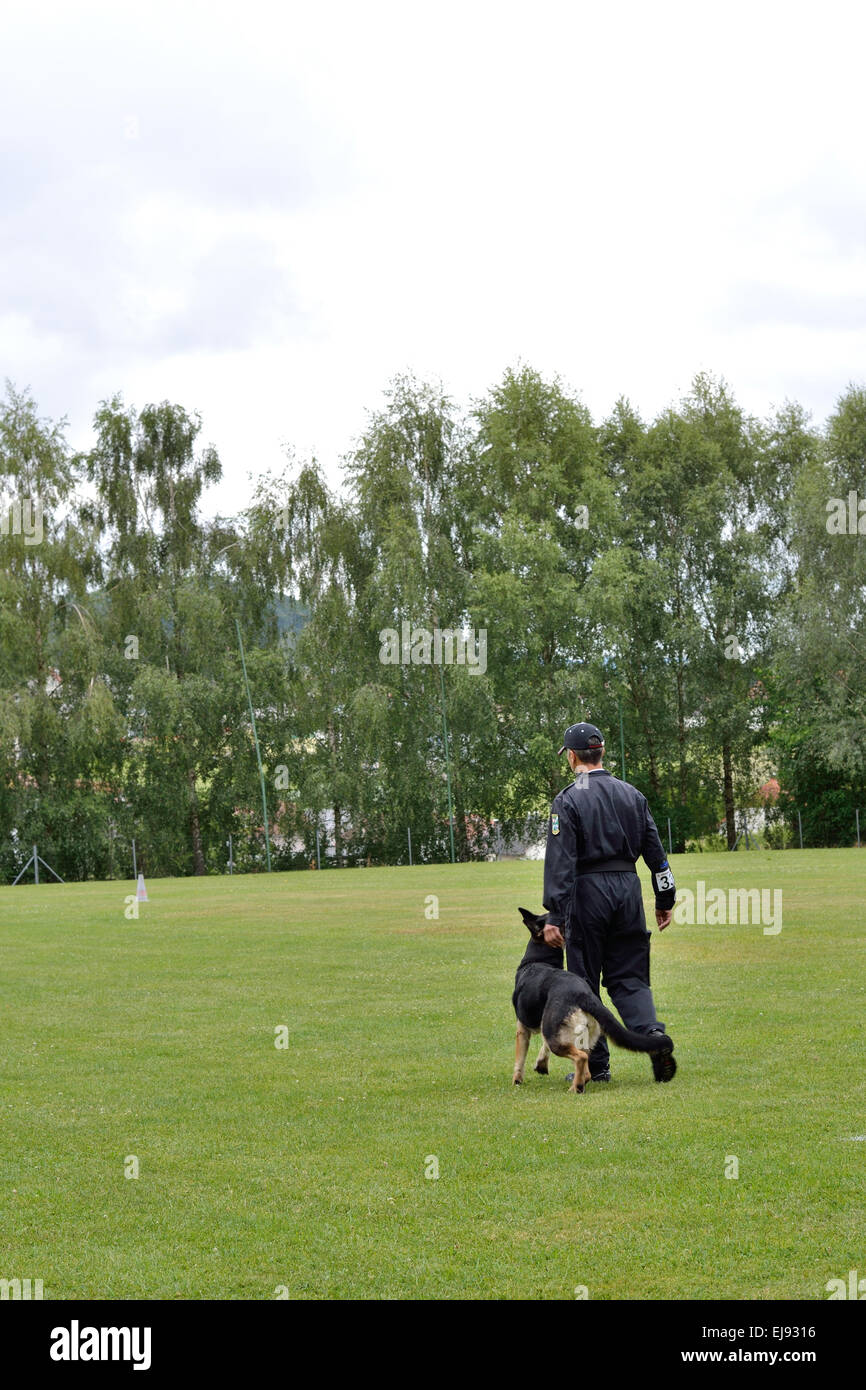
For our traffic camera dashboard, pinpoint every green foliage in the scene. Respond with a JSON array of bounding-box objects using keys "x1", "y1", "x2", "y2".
[{"x1": 1, "y1": 368, "x2": 863, "y2": 877}]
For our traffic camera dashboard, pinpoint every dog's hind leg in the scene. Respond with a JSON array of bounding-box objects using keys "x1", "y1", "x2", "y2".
[
  {"x1": 567, "y1": 1047, "x2": 591, "y2": 1094},
  {"x1": 534, "y1": 1038, "x2": 551, "y2": 1075},
  {"x1": 513, "y1": 1022, "x2": 532, "y2": 1084}
]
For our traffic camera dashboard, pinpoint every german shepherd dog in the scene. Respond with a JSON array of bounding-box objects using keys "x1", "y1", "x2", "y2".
[{"x1": 512, "y1": 908, "x2": 675, "y2": 1092}]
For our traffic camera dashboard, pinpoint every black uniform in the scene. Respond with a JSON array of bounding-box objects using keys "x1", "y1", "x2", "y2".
[{"x1": 542, "y1": 768, "x2": 676, "y2": 1077}]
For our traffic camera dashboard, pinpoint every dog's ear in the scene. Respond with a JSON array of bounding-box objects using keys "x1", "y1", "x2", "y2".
[{"x1": 518, "y1": 906, "x2": 547, "y2": 937}]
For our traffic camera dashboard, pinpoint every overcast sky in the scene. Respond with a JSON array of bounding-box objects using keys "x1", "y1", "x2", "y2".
[{"x1": 2, "y1": 0, "x2": 865, "y2": 516}]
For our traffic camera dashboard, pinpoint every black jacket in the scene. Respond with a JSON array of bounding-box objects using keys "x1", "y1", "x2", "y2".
[{"x1": 542, "y1": 768, "x2": 676, "y2": 928}]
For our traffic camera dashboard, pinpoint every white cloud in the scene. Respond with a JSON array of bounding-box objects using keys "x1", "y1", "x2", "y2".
[{"x1": 2, "y1": 0, "x2": 866, "y2": 514}]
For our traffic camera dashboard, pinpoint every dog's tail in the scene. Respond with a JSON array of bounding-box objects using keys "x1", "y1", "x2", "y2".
[{"x1": 575, "y1": 988, "x2": 674, "y2": 1054}]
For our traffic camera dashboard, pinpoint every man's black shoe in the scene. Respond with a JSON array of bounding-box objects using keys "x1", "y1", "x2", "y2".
[
  {"x1": 565, "y1": 1070, "x2": 611, "y2": 1084},
  {"x1": 648, "y1": 1028, "x2": 676, "y2": 1082}
]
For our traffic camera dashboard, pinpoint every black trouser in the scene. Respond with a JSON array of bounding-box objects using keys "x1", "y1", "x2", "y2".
[{"x1": 565, "y1": 871, "x2": 663, "y2": 1076}]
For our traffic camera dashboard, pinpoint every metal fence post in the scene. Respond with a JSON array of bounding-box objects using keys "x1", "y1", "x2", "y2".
[
  {"x1": 797, "y1": 810, "x2": 803, "y2": 850},
  {"x1": 407, "y1": 826, "x2": 413, "y2": 866}
]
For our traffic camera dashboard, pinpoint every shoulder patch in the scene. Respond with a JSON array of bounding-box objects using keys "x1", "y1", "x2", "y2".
[{"x1": 551, "y1": 813, "x2": 560, "y2": 836}]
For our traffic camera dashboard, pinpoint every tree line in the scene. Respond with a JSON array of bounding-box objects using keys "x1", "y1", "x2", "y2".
[{"x1": 0, "y1": 365, "x2": 863, "y2": 880}]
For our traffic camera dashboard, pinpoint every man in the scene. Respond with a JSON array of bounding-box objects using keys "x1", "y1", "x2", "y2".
[{"x1": 542, "y1": 722, "x2": 677, "y2": 1083}]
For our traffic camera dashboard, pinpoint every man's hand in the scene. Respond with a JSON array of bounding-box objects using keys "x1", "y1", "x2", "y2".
[
  {"x1": 655, "y1": 908, "x2": 672, "y2": 931},
  {"x1": 543, "y1": 923, "x2": 565, "y2": 948}
]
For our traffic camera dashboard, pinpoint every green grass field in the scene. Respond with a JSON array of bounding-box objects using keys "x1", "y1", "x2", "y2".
[{"x1": 1, "y1": 851, "x2": 864, "y2": 1300}]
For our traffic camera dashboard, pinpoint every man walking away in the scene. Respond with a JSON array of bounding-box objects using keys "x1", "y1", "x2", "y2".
[{"x1": 542, "y1": 722, "x2": 677, "y2": 1084}]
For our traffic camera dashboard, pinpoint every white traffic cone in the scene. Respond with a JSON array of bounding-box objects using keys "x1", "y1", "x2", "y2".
[{"x1": 136, "y1": 872, "x2": 148, "y2": 902}]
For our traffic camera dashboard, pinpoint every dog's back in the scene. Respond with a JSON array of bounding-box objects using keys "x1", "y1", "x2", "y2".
[
  {"x1": 512, "y1": 925, "x2": 564, "y2": 1029},
  {"x1": 513, "y1": 907, "x2": 675, "y2": 1057}
]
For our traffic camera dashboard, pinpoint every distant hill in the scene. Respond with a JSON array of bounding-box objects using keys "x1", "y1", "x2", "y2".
[
  {"x1": 274, "y1": 595, "x2": 309, "y2": 638},
  {"x1": 81, "y1": 588, "x2": 309, "y2": 641}
]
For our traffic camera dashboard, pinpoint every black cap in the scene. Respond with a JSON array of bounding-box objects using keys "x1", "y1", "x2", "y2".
[{"x1": 558, "y1": 722, "x2": 605, "y2": 756}]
